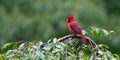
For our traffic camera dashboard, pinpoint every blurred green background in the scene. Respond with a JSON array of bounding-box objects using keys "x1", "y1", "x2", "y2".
[{"x1": 0, "y1": 0, "x2": 120, "y2": 54}]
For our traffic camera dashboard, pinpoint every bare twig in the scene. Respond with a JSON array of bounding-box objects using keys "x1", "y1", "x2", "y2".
[
  {"x1": 58, "y1": 34, "x2": 75, "y2": 42},
  {"x1": 58, "y1": 34, "x2": 97, "y2": 48}
]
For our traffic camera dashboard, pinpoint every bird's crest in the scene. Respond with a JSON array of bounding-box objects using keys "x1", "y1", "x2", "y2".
[
  {"x1": 68, "y1": 15, "x2": 74, "y2": 22},
  {"x1": 69, "y1": 15, "x2": 74, "y2": 20}
]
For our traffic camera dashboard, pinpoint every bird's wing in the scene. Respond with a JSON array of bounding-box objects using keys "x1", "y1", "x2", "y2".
[
  {"x1": 70, "y1": 22, "x2": 82, "y2": 34},
  {"x1": 70, "y1": 22, "x2": 89, "y2": 45}
]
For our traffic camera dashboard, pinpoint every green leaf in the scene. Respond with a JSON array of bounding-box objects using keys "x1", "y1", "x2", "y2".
[
  {"x1": 113, "y1": 54, "x2": 120, "y2": 60},
  {"x1": 0, "y1": 54, "x2": 4, "y2": 60},
  {"x1": 53, "y1": 38, "x2": 57, "y2": 44},
  {"x1": 90, "y1": 27, "x2": 100, "y2": 39},
  {"x1": 98, "y1": 50, "x2": 104, "y2": 55},
  {"x1": 47, "y1": 39, "x2": 52, "y2": 44},
  {"x1": 99, "y1": 44, "x2": 109, "y2": 49},
  {"x1": 18, "y1": 43, "x2": 25, "y2": 49},
  {"x1": 1, "y1": 43, "x2": 13, "y2": 51},
  {"x1": 82, "y1": 30, "x2": 87, "y2": 35},
  {"x1": 109, "y1": 31, "x2": 115, "y2": 33},
  {"x1": 101, "y1": 29, "x2": 110, "y2": 38},
  {"x1": 6, "y1": 50, "x2": 17, "y2": 55}
]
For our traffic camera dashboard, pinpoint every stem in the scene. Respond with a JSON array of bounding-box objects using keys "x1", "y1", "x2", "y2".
[{"x1": 58, "y1": 34, "x2": 97, "y2": 48}]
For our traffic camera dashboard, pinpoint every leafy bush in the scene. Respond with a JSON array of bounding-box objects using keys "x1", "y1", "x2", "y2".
[{"x1": 0, "y1": 27, "x2": 119, "y2": 60}]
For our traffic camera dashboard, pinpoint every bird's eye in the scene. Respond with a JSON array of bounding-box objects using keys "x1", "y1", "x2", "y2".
[
  {"x1": 69, "y1": 18, "x2": 71, "y2": 20},
  {"x1": 67, "y1": 18, "x2": 71, "y2": 22}
]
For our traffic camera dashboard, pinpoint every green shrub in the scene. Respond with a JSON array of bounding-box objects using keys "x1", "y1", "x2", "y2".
[{"x1": 0, "y1": 27, "x2": 119, "y2": 60}]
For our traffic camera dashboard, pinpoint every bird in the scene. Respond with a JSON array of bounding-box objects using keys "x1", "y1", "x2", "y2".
[{"x1": 67, "y1": 15, "x2": 88, "y2": 45}]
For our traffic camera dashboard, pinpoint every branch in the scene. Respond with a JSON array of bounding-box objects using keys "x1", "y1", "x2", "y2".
[{"x1": 58, "y1": 34, "x2": 97, "y2": 48}]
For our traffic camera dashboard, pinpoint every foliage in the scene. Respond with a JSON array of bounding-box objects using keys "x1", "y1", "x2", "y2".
[
  {"x1": 0, "y1": 0, "x2": 120, "y2": 54},
  {"x1": 1, "y1": 39, "x2": 119, "y2": 60},
  {"x1": 0, "y1": 27, "x2": 119, "y2": 60}
]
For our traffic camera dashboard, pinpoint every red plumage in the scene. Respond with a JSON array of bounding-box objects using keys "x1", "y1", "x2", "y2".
[{"x1": 67, "y1": 15, "x2": 88, "y2": 45}]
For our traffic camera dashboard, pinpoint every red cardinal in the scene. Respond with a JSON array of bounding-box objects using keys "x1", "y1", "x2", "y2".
[{"x1": 67, "y1": 15, "x2": 88, "y2": 45}]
